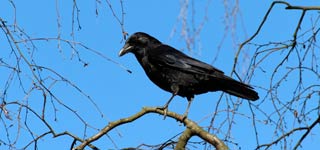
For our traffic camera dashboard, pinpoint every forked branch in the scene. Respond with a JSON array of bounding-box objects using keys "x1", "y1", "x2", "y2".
[{"x1": 74, "y1": 107, "x2": 228, "y2": 150}]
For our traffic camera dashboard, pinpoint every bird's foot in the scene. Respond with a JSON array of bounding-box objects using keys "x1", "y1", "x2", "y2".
[
  {"x1": 181, "y1": 111, "x2": 188, "y2": 121},
  {"x1": 156, "y1": 105, "x2": 169, "y2": 120}
]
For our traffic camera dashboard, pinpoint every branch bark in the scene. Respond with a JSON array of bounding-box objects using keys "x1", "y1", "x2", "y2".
[
  {"x1": 175, "y1": 128, "x2": 194, "y2": 150},
  {"x1": 74, "y1": 107, "x2": 228, "y2": 150}
]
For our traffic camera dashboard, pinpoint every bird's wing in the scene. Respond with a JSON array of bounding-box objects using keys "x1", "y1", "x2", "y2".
[{"x1": 148, "y1": 45, "x2": 224, "y2": 76}]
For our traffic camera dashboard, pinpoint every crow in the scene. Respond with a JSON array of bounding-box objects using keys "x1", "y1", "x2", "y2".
[{"x1": 119, "y1": 32, "x2": 259, "y2": 118}]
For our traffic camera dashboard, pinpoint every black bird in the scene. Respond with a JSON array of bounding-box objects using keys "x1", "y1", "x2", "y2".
[{"x1": 119, "y1": 32, "x2": 259, "y2": 117}]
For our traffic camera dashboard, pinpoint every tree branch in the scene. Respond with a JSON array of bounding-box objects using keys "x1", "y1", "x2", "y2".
[
  {"x1": 293, "y1": 115, "x2": 320, "y2": 150},
  {"x1": 175, "y1": 128, "x2": 193, "y2": 150},
  {"x1": 74, "y1": 107, "x2": 228, "y2": 150},
  {"x1": 257, "y1": 115, "x2": 320, "y2": 150},
  {"x1": 232, "y1": 1, "x2": 320, "y2": 74}
]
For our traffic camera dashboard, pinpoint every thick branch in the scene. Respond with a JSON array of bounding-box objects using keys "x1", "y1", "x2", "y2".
[
  {"x1": 74, "y1": 107, "x2": 228, "y2": 150},
  {"x1": 175, "y1": 128, "x2": 194, "y2": 150}
]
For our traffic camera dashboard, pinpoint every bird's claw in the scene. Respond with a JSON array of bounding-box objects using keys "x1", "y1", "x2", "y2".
[
  {"x1": 182, "y1": 113, "x2": 187, "y2": 120},
  {"x1": 163, "y1": 108, "x2": 168, "y2": 120},
  {"x1": 156, "y1": 106, "x2": 169, "y2": 120},
  {"x1": 181, "y1": 111, "x2": 188, "y2": 121}
]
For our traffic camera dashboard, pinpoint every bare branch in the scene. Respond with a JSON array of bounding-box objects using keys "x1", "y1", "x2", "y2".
[
  {"x1": 175, "y1": 128, "x2": 193, "y2": 150},
  {"x1": 75, "y1": 107, "x2": 228, "y2": 150},
  {"x1": 232, "y1": 1, "x2": 320, "y2": 74},
  {"x1": 105, "y1": 0, "x2": 128, "y2": 40}
]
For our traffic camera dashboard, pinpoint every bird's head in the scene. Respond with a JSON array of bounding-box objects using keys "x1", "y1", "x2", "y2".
[{"x1": 118, "y1": 32, "x2": 161, "y2": 57}]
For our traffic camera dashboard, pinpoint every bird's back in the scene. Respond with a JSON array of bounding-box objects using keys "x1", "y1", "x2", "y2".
[{"x1": 138, "y1": 44, "x2": 226, "y2": 99}]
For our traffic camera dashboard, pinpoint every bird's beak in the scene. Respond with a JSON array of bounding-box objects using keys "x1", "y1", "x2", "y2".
[{"x1": 119, "y1": 43, "x2": 133, "y2": 57}]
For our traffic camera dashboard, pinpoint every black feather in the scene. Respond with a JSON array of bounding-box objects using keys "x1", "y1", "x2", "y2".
[{"x1": 119, "y1": 32, "x2": 259, "y2": 104}]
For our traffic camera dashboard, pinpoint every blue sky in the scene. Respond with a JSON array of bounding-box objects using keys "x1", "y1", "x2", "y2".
[{"x1": 1, "y1": 0, "x2": 320, "y2": 149}]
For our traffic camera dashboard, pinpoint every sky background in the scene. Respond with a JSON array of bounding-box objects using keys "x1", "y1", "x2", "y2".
[{"x1": 1, "y1": 0, "x2": 320, "y2": 150}]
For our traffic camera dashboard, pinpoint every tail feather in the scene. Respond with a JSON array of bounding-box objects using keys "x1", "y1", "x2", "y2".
[{"x1": 218, "y1": 77, "x2": 259, "y2": 101}]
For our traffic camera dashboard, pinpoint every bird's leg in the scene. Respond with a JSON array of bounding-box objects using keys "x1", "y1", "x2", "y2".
[
  {"x1": 163, "y1": 93, "x2": 175, "y2": 109},
  {"x1": 158, "y1": 85, "x2": 179, "y2": 119},
  {"x1": 161, "y1": 93, "x2": 176, "y2": 119},
  {"x1": 182, "y1": 97, "x2": 194, "y2": 119}
]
